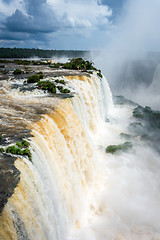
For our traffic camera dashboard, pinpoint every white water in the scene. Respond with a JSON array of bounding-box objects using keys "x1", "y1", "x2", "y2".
[
  {"x1": 0, "y1": 72, "x2": 160, "y2": 239},
  {"x1": 74, "y1": 109, "x2": 160, "y2": 240}
]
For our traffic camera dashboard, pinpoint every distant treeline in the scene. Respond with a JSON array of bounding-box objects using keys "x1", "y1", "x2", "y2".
[{"x1": 0, "y1": 48, "x2": 90, "y2": 59}]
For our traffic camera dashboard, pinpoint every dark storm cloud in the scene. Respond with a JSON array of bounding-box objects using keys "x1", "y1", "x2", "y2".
[
  {"x1": 1, "y1": 0, "x2": 60, "y2": 36},
  {"x1": 0, "y1": 27, "x2": 47, "y2": 42},
  {"x1": 5, "y1": 9, "x2": 58, "y2": 34},
  {"x1": 0, "y1": 30, "x2": 29, "y2": 40}
]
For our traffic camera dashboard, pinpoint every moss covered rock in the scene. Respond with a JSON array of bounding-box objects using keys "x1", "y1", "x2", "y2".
[{"x1": 106, "y1": 142, "x2": 132, "y2": 154}]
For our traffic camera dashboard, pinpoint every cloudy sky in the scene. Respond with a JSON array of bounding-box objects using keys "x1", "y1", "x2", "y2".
[
  {"x1": 0, "y1": 0, "x2": 125, "y2": 49},
  {"x1": 0, "y1": 0, "x2": 160, "y2": 51}
]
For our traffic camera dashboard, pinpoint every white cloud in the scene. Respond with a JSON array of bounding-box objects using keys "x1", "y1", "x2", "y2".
[{"x1": 47, "y1": 0, "x2": 112, "y2": 29}]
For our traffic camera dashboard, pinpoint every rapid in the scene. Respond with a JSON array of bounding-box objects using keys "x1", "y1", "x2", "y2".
[{"x1": 0, "y1": 71, "x2": 160, "y2": 240}]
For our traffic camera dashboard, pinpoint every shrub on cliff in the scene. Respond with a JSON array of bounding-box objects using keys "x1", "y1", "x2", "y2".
[
  {"x1": 37, "y1": 72, "x2": 44, "y2": 79},
  {"x1": 6, "y1": 139, "x2": 32, "y2": 160},
  {"x1": 13, "y1": 69, "x2": 24, "y2": 75},
  {"x1": 27, "y1": 74, "x2": 41, "y2": 83},
  {"x1": 57, "y1": 86, "x2": 63, "y2": 92},
  {"x1": 133, "y1": 105, "x2": 160, "y2": 130},
  {"x1": 6, "y1": 146, "x2": 22, "y2": 155},
  {"x1": 63, "y1": 58, "x2": 96, "y2": 71},
  {"x1": 37, "y1": 81, "x2": 56, "y2": 93},
  {"x1": 22, "y1": 140, "x2": 30, "y2": 147},
  {"x1": 133, "y1": 106, "x2": 144, "y2": 118},
  {"x1": 97, "y1": 70, "x2": 103, "y2": 78},
  {"x1": 50, "y1": 63, "x2": 62, "y2": 69},
  {"x1": 57, "y1": 85, "x2": 70, "y2": 93},
  {"x1": 63, "y1": 88, "x2": 70, "y2": 93},
  {"x1": 0, "y1": 148, "x2": 4, "y2": 153},
  {"x1": 55, "y1": 79, "x2": 65, "y2": 85},
  {"x1": 120, "y1": 133, "x2": 133, "y2": 140},
  {"x1": 22, "y1": 148, "x2": 32, "y2": 161},
  {"x1": 16, "y1": 140, "x2": 30, "y2": 148},
  {"x1": 106, "y1": 142, "x2": 132, "y2": 154},
  {"x1": 16, "y1": 141, "x2": 23, "y2": 148}
]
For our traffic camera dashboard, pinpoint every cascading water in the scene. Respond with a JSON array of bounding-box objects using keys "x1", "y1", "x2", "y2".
[
  {"x1": 0, "y1": 70, "x2": 160, "y2": 240},
  {"x1": 0, "y1": 72, "x2": 112, "y2": 239}
]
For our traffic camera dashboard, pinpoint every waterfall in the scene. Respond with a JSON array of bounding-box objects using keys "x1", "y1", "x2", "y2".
[
  {"x1": 0, "y1": 73, "x2": 113, "y2": 240},
  {"x1": 1, "y1": 70, "x2": 159, "y2": 240}
]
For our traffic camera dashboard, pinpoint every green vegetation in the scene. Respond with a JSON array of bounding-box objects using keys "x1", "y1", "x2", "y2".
[
  {"x1": 38, "y1": 74, "x2": 44, "y2": 79},
  {"x1": 0, "y1": 137, "x2": 31, "y2": 160},
  {"x1": 131, "y1": 105, "x2": 160, "y2": 153},
  {"x1": 113, "y1": 95, "x2": 136, "y2": 106},
  {"x1": 50, "y1": 63, "x2": 62, "y2": 69},
  {"x1": 3, "y1": 69, "x2": 9, "y2": 74},
  {"x1": 6, "y1": 146, "x2": 32, "y2": 161},
  {"x1": 13, "y1": 69, "x2": 24, "y2": 75},
  {"x1": 63, "y1": 88, "x2": 70, "y2": 93},
  {"x1": 37, "y1": 81, "x2": 56, "y2": 93},
  {"x1": 6, "y1": 146, "x2": 23, "y2": 155},
  {"x1": 106, "y1": 142, "x2": 132, "y2": 154},
  {"x1": 57, "y1": 86, "x2": 63, "y2": 92},
  {"x1": 24, "y1": 67, "x2": 30, "y2": 74},
  {"x1": 37, "y1": 71, "x2": 43, "y2": 75},
  {"x1": 133, "y1": 106, "x2": 144, "y2": 118},
  {"x1": 0, "y1": 60, "x2": 10, "y2": 63},
  {"x1": 0, "y1": 48, "x2": 89, "y2": 59},
  {"x1": 0, "y1": 59, "x2": 49, "y2": 66},
  {"x1": 0, "y1": 134, "x2": 2, "y2": 140},
  {"x1": 97, "y1": 70, "x2": 103, "y2": 78},
  {"x1": 0, "y1": 57, "x2": 96, "y2": 70},
  {"x1": 21, "y1": 140, "x2": 30, "y2": 147},
  {"x1": 133, "y1": 105, "x2": 160, "y2": 129},
  {"x1": 63, "y1": 58, "x2": 96, "y2": 71},
  {"x1": 55, "y1": 79, "x2": 65, "y2": 85},
  {"x1": 16, "y1": 142, "x2": 23, "y2": 148},
  {"x1": 57, "y1": 86, "x2": 70, "y2": 93},
  {"x1": 120, "y1": 133, "x2": 133, "y2": 140},
  {"x1": 3, "y1": 139, "x2": 32, "y2": 160},
  {"x1": 16, "y1": 140, "x2": 30, "y2": 148},
  {"x1": 22, "y1": 148, "x2": 32, "y2": 161},
  {"x1": 27, "y1": 74, "x2": 44, "y2": 83},
  {"x1": 37, "y1": 72, "x2": 44, "y2": 79},
  {"x1": 37, "y1": 80, "x2": 70, "y2": 94},
  {"x1": 14, "y1": 60, "x2": 32, "y2": 65},
  {"x1": 0, "y1": 147, "x2": 4, "y2": 153},
  {"x1": 28, "y1": 74, "x2": 40, "y2": 83}
]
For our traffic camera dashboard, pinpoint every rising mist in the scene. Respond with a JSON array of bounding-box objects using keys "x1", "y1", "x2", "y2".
[{"x1": 95, "y1": 0, "x2": 160, "y2": 110}]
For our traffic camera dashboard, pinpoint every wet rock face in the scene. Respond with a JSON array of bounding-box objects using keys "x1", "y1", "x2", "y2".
[{"x1": 0, "y1": 154, "x2": 20, "y2": 214}]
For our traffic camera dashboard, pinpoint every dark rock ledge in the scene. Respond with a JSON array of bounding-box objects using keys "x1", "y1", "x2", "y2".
[{"x1": 0, "y1": 154, "x2": 20, "y2": 214}]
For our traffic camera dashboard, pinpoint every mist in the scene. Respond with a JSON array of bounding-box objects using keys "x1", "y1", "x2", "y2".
[
  {"x1": 95, "y1": 0, "x2": 160, "y2": 110},
  {"x1": 87, "y1": 4, "x2": 160, "y2": 237}
]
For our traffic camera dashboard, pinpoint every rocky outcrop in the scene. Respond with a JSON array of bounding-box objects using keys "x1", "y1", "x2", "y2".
[{"x1": 0, "y1": 154, "x2": 20, "y2": 214}]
